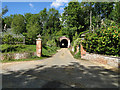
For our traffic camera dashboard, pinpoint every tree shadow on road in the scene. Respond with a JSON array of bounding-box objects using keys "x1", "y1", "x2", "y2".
[{"x1": 2, "y1": 62, "x2": 119, "y2": 89}]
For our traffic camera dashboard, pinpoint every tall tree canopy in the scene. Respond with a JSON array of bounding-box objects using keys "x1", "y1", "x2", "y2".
[
  {"x1": 26, "y1": 14, "x2": 42, "y2": 44},
  {"x1": 39, "y1": 8, "x2": 48, "y2": 35},
  {"x1": 11, "y1": 14, "x2": 26, "y2": 34},
  {"x1": 3, "y1": 15, "x2": 14, "y2": 28},
  {"x1": 2, "y1": 1, "x2": 119, "y2": 45},
  {"x1": 47, "y1": 8, "x2": 61, "y2": 35},
  {"x1": 62, "y1": 1, "x2": 85, "y2": 40}
]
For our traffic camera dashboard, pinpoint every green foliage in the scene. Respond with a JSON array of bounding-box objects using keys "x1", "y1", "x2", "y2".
[
  {"x1": 24, "y1": 13, "x2": 32, "y2": 23},
  {"x1": 1, "y1": 44, "x2": 37, "y2": 54},
  {"x1": 73, "y1": 32, "x2": 79, "y2": 42},
  {"x1": 11, "y1": 14, "x2": 26, "y2": 34},
  {"x1": 109, "y1": 2, "x2": 120, "y2": 23},
  {"x1": 2, "y1": 34, "x2": 24, "y2": 44},
  {"x1": 47, "y1": 8, "x2": 61, "y2": 35},
  {"x1": 46, "y1": 39, "x2": 56, "y2": 47},
  {"x1": 2, "y1": 2, "x2": 119, "y2": 48},
  {"x1": 74, "y1": 51, "x2": 81, "y2": 59},
  {"x1": 2, "y1": 6, "x2": 8, "y2": 15},
  {"x1": 79, "y1": 30, "x2": 89, "y2": 36},
  {"x1": 2, "y1": 56, "x2": 46, "y2": 63},
  {"x1": 39, "y1": 8, "x2": 48, "y2": 35},
  {"x1": 1, "y1": 44, "x2": 60, "y2": 58},
  {"x1": 74, "y1": 38, "x2": 81, "y2": 47},
  {"x1": 3, "y1": 15, "x2": 14, "y2": 28},
  {"x1": 62, "y1": 1, "x2": 84, "y2": 38},
  {"x1": 42, "y1": 45, "x2": 60, "y2": 56},
  {"x1": 22, "y1": 33, "x2": 32, "y2": 45},
  {"x1": 3, "y1": 53, "x2": 13, "y2": 61},
  {"x1": 82, "y1": 24, "x2": 120, "y2": 56},
  {"x1": 1, "y1": 44, "x2": 26, "y2": 53},
  {"x1": 26, "y1": 14, "x2": 42, "y2": 44},
  {"x1": 74, "y1": 45, "x2": 77, "y2": 53},
  {"x1": 2, "y1": 34, "x2": 14, "y2": 44},
  {"x1": 73, "y1": 38, "x2": 81, "y2": 53}
]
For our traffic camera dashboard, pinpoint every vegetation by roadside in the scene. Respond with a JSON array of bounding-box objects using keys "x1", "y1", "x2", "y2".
[
  {"x1": 1, "y1": 56, "x2": 46, "y2": 63},
  {"x1": 1, "y1": 44, "x2": 60, "y2": 62},
  {"x1": 82, "y1": 22, "x2": 120, "y2": 57},
  {"x1": 70, "y1": 50, "x2": 81, "y2": 59},
  {"x1": 1, "y1": 44, "x2": 36, "y2": 53}
]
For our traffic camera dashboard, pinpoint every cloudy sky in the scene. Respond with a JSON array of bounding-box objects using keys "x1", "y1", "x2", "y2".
[{"x1": 2, "y1": 0, "x2": 82, "y2": 17}]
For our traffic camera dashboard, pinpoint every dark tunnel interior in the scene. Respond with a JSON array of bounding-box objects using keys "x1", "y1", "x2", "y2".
[{"x1": 60, "y1": 39, "x2": 68, "y2": 48}]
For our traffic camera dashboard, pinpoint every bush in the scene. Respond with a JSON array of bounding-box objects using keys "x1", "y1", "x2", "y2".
[
  {"x1": 74, "y1": 51, "x2": 81, "y2": 59},
  {"x1": 46, "y1": 39, "x2": 56, "y2": 47},
  {"x1": 74, "y1": 45, "x2": 77, "y2": 53},
  {"x1": 3, "y1": 53, "x2": 13, "y2": 61},
  {"x1": 1, "y1": 44, "x2": 26, "y2": 53},
  {"x1": 2, "y1": 34, "x2": 24, "y2": 44},
  {"x1": 2, "y1": 34, "x2": 14, "y2": 44},
  {"x1": 23, "y1": 33, "x2": 33, "y2": 45},
  {"x1": 42, "y1": 45, "x2": 60, "y2": 56},
  {"x1": 73, "y1": 38, "x2": 81, "y2": 53},
  {"x1": 82, "y1": 24, "x2": 120, "y2": 56}
]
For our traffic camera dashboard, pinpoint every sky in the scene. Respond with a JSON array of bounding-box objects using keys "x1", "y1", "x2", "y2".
[{"x1": 2, "y1": 0, "x2": 82, "y2": 17}]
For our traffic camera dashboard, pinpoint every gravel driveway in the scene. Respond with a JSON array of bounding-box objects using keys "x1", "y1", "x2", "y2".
[{"x1": 2, "y1": 48, "x2": 119, "y2": 88}]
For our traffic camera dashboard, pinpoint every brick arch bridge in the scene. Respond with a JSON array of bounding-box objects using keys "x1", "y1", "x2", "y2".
[{"x1": 59, "y1": 36, "x2": 70, "y2": 48}]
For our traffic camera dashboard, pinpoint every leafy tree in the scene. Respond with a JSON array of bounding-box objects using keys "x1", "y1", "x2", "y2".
[
  {"x1": 62, "y1": 1, "x2": 84, "y2": 40},
  {"x1": 94, "y1": 2, "x2": 114, "y2": 19},
  {"x1": 80, "y1": 2, "x2": 114, "y2": 28},
  {"x1": 11, "y1": 14, "x2": 26, "y2": 34},
  {"x1": 1, "y1": 6, "x2": 8, "y2": 31},
  {"x1": 26, "y1": 14, "x2": 42, "y2": 44},
  {"x1": 109, "y1": 2, "x2": 120, "y2": 23},
  {"x1": 47, "y1": 8, "x2": 61, "y2": 35},
  {"x1": 2, "y1": 6, "x2": 8, "y2": 15},
  {"x1": 3, "y1": 15, "x2": 14, "y2": 28},
  {"x1": 24, "y1": 13, "x2": 32, "y2": 24},
  {"x1": 24, "y1": 13, "x2": 33, "y2": 32},
  {"x1": 39, "y1": 8, "x2": 48, "y2": 35}
]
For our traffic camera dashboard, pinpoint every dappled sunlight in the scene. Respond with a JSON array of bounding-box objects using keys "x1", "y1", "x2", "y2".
[{"x1": 2, "y1": 62, "x2": 118, "y2": 88}]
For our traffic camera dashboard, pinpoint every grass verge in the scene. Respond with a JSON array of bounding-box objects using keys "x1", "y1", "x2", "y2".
[{"x1": 1, "y1": 56, "x2": 46, "y2": 63}]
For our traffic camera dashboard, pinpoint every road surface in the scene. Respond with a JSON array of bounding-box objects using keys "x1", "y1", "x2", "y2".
[{"x1": 2, "y1": 48, "x2": 119, "y2": 88}]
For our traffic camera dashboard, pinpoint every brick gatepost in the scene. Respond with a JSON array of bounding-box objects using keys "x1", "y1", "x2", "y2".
[
  {"x1": 81, "y1": 44, "x2": 86, "y2": 57},
  {"x1": 36, "y1": 34, "x2": 42, "y2": 57}
]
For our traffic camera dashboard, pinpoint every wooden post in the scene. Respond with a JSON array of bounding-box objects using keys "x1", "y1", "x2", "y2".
[{"x1": 36, "y1": 34, "x2": 42, "y2": 57}]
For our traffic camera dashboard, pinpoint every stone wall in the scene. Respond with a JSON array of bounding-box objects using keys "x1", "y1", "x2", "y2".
[
  {"x1": 71, "y1": 44, "x2": 119, "y2": 68},
  {"x1": 81, "y1": 52, "x2": 119, "y2": 68},
  {"x1": 0, "y1": 52, "x2": 36, "y2": 60}
]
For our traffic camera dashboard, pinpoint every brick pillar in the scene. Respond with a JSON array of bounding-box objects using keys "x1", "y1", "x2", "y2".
[
  {"x1": 81, "y1": 44, "x2": 86, "y2": 57},
  {"x1": 36, "y1": 34, "x2": 42, "y2": 57}
]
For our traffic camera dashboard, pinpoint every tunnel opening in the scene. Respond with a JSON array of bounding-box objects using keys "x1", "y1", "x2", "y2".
[{"x1": 60, "y1": 39, "x2": 68, "y2": 48}]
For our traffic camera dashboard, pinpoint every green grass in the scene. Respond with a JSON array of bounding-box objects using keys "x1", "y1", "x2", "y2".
[
  {"x1": 1, "y1": 44, "x2": 36, "y2": 53},
  {"x1": 1, "y1": 44, "x2": 60, "y2": 63},
  {"x1": 1, "y1": 44, "x2": 60, "y2": 55},
  {"x1": 1, "y1": 56, "x2": 46, "y2": 63}
]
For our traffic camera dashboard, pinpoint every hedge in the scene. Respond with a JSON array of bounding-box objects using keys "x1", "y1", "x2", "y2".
[{"x1": 82, "y1": 24, "x2": 120, "y2": 56}]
